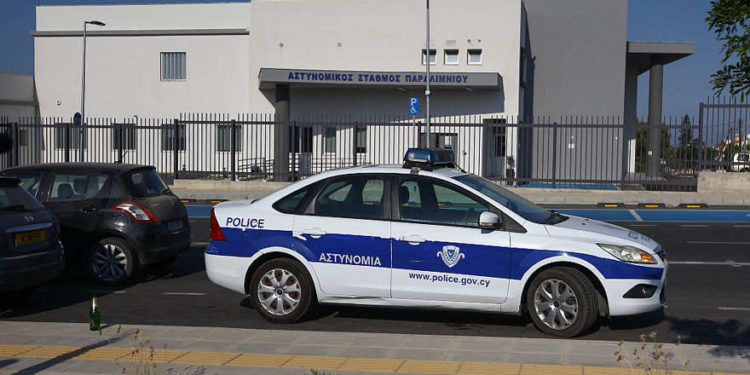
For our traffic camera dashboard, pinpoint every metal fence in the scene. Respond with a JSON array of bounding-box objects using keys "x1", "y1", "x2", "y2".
[{"x1": 0, "y1": 105, "x2": 747, "y2": 191}]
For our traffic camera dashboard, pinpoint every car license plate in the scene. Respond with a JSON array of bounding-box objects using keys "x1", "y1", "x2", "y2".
[
  {"x1": 15, "y1": 230, "x2": 47, "y2": 246},
  {"x1": 167, "y1": 220, "x2": 184, "y2": 232}
]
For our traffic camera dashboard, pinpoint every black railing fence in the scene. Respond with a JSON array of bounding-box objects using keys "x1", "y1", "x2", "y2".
[{"x1": 0, "y1": 103, "x2": 747, "y2": 191}]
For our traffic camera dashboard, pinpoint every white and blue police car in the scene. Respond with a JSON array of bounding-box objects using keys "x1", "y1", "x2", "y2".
[{"x1": 205, "y1": 148, "x2": 666, "y2": 337}]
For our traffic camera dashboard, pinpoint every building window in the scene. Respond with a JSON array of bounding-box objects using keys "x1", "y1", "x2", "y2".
[
  {"x1": 161, "y1": 52, "x2": 186, "y2": 80},
  {"x1": 468, "y1": 49, "x2": 482, "y2": 65},
  {"x1": 161, "y1": 123, "x2": 186, "y2": 151},
  {"x1": 55, "y1": 123, "x2": 87, "y2": 149},
  {"x1": 291, "y1": 126, "x2": 313, "y2": 153},
  {"x1": 324, "y1": 127, "x2": 336, "y2": 153},
  {"x1": 112, "y1": 124, "x2": 137, "y2": 150},
  {"x1": 492, "y1": 127, "x2": 506, "y2": 157},
  {"x1": 421, "y1": 49, "x2": 437, "y2": 65},
  {"x1": 216, "y1": 123, "x2": 242, "y2": 152},
  {"x1": 356, "y1": 127, "x2": 367, "y2": 154},
  {"x1": 444, "y1": 49, "x2": 459, "y2": 65}
]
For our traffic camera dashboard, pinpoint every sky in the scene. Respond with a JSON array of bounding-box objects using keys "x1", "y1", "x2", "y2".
[{"x1": 0, "y1": 0, "x2": 725, "y2": 118}]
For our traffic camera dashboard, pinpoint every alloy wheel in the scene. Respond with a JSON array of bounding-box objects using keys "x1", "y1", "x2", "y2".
[
  {"x1": 533, "y1": 278, "x2": 579, "y2": 330},
  {"x1": 257, "y1": 268, "x2": 301, "y2": 316},
  {"x1": 92, "y1": 243, "x2": 128, "y2": 282}
]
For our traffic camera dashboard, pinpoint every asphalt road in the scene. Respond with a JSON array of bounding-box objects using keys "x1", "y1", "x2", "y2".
[{"x1": 1, "y1": 219, "x2": 749, "y2": 347}]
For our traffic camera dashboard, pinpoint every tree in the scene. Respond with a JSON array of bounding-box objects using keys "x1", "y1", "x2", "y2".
[
  {"x1": 706, "y1": 0, "x2": 750, "y2": 97},
  {"x1": 678, "y1": 114, "x2": 693, "y2": 149}
]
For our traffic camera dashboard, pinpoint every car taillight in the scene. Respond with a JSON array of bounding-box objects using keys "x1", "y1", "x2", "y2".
[
  {"x1": 113, "y1": 201, "x2": 158, "y2": 222},
  {"x1": 209, "y1": 208, "x2": 226, "y2": 241}
]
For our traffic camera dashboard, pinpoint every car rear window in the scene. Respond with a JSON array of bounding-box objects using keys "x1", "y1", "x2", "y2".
[
  {"x1": 125, "y1": 169, "x2": 168, "y2": 197},
  {"x1": 0, "y1": 185, "x2": 45, "y2": 212}
]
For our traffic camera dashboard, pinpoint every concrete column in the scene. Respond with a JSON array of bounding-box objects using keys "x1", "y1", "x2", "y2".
[
  {"x1": 623, "y1": 63, "x2": 639, "y2": 176},
  {"x1": 273, "y1": 84, "x2": 290, "y2": 181},
  {"x1": 646, "y1": 59, "x2": 663, "y2": 178}
]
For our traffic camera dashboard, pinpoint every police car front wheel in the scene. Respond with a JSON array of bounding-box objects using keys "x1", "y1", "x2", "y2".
[
  {"x1": 249, "y1": 258, "x2": 315, "y2": 323},
  {"x1": 526, "y1": 267, "x2": 599, "y2": 337}
]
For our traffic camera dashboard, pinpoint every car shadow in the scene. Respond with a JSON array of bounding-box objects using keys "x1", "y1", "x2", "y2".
[{"x1": 0, "y1": 246, "x2": 206, "y2": 321}]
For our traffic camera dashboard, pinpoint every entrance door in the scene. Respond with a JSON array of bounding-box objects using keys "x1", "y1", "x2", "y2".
[
  {"x1": 390, "y1": 175, "x2": 511, "y2": 304},
  {"x1": 292, "y1": 174, "x2": 391, "y2": 298}
]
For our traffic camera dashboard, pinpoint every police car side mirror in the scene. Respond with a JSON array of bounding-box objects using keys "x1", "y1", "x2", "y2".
[{"x1": 479, "y1": 211, "x2": 501, "y2": 230}]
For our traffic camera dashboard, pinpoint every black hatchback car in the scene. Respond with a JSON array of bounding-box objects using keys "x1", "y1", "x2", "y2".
[
  {"x1": 1, "y1": 164, "x2": 191, "y2": 285},
  {"x1": 0, "y1": 177, "x2": 64, "y2": 297}
]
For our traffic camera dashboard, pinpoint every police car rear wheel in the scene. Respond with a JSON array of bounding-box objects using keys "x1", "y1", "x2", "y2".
[
  {"x1": 250, "y1": 258, "x2": 314, "y2": 323},
  {"x1": 526, "y1": 267, "x2": 598, "y2": 337}
]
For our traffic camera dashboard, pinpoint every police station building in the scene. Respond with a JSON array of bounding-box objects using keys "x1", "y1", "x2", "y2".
[{"x1": 28, "y1": 0, "x2": 692, "y2": 181}]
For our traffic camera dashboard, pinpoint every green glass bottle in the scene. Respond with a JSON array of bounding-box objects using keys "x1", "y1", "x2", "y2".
[{"x1": 89, "y1": 297, "x2": 100, "y2": 331}]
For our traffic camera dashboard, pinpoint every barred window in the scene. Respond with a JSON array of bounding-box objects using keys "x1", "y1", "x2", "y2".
[
  {"x1": 324, "y1": 127, "x2": 336, "y2": 153},
  {"x1": 112, "y1": 124, "x2": 137, "y2": 150},
  {"x1": 161, "y1": 52, "x2": 186, "y2": 80},
  {"x1": 217, "y1": 123, "x2": 242, "y2": 152},
  {"x1": 356, "y1": 127, "x2": 367, "y2": 154},
  {"x1": 55, "y1": 123, "x2": 87, "y2": 149},
  {"x1": 161, "y1": 123, "x2": 186, "y2": 151}
]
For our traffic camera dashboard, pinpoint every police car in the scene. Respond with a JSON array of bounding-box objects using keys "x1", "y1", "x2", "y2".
[{"x1": 205, "y1": 149, "x2": 666, "y2": 337}]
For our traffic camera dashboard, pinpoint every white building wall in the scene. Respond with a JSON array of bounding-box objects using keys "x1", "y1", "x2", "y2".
[
  {"x1": 249, "y1": 0, "x2": 522, "y2": 117},
  {"x1": 34, "y1": 2, "x2": 252, "y2": 119},
  {"x1": 0, "y1": 73, "x2": 37, "y2": 119}
]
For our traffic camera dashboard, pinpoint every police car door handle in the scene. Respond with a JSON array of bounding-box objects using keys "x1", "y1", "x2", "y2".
[
  {"x1": 302, "y1": 228, "x2": 326, "y2": 238},
  {"x1": 397, "y1": 234, "x2": 425, "y2": 244}
]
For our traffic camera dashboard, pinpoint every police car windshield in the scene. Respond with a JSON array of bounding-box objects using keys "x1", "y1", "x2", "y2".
[{"x1": 454, "y1": 175, "x2": 556, "y2": 224}]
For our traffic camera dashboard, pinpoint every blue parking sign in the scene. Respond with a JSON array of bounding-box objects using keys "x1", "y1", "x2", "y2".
[{"x1": 409, "y1": 97, "x2": 420, "y2": 115}]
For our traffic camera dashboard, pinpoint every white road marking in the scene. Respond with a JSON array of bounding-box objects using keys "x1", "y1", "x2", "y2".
[
  {"x1": 629, "y1": 209, "x2": 643, "y2": 222},
  {"x1": 733, "y1": 225, "x2": 750, "y2": 228},
  {"x1": 686, "y1": 241, "x2": 750, "y2": 245},
  {"x1": 162, "y1": 292, "x2": 206, "y2": 296},
  {"x1": 88, "y1": 290, "x2": 126, "y2": 294},
  {"x1": 680, "y1": 224, "x2": 709, "y2": 228},
  {"x1": 718, "y1": 307, "x2": 750, "y2": 312},
  {"x1": 669, "y1": 260, "x2": 749, "y2": 266}
]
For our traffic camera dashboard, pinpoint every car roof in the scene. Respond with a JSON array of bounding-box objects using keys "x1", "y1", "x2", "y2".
[
  {"x1": 303, "y1": 164, "x2": 469, "y2": 182},
  {"x1": 2, "y1": 163, "x2": 153, "y2": 174}
]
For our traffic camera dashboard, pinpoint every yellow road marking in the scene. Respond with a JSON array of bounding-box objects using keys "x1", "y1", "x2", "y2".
[
  {"x1": 15, "y1": 345, "x2": 78, "y2": 358},
  {"x1": 339, "y1": 357, "x2": 404, "y2": 373},
  {"x1": 226, "y1": 353, "x2": 293, "y2": 367},
  {"x1": 73, "y1": 347, "x2": 131, "y2": 361},
  {"x1": 170, "y1": 350, "x2": 241, "y2": 365},
  {"x1": 0, "y1": 343, "x2": 747, "y2": 375},
  {"x1": 520, "y1": 364, "x2": 583, "y2": 375},
  {"x1": 282, "y1": 355, "x2": 348, "y2": 369},
  {"x1": 0, "y1": 344, "x2": 37, "y2": 357},
  {"x1": 458, "y1": 362, "x2": 521, "y2": 375},
  {"x1": 397, "y1": 359, "x2": 462, "y2": 374}
]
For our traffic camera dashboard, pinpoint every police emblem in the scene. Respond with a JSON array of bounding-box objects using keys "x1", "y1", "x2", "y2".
[{"x1": 437, "y1": 245, "x2": 465, "y2": 268}]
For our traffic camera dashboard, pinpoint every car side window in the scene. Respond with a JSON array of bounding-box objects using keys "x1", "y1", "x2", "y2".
[
  {"x1": 314, "y1": 175, "x2": 385, "y2": 220},
  {"x1": 9, "y1": 173, "x2": 43, "y2": 197},
  {"x1": 398, "y1": 176, "x2": 489, "y2": 228},
  {"x1": 49, "y1": 174, "x2": 108, "y2": 201},
  {"x1": 274, "y1": 184, "x2": 317, "y2": 214}
]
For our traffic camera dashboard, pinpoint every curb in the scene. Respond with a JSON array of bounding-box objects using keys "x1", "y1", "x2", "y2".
[{"x1": 0, "y1": 343, "x2": 747, "y2": 375}]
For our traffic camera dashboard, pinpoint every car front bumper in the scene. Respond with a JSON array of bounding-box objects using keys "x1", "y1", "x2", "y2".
[{"x1": 605, "y1": 262, "x2": 667, "y2": 316}]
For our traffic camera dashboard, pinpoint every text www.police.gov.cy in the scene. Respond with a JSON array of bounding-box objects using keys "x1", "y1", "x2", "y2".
[{"x1": 408, "y1": 272, "x2": 491, "y2": 288}]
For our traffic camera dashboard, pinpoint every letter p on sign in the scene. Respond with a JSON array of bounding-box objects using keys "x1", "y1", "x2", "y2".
[{"x1": 409, "y1": 97, "x2": 420, "y2": 115}]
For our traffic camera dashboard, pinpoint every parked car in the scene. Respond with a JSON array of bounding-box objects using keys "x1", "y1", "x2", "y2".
[
  {"x1": 0, "y1": 177, "x2": 65, "y2": 300},
  {"x1": 728, "y1": 152, "x2": 750, "y2": 172},
  {"x1": 1, "y1": 164, "x2": 191, "y2": 285},
  {"x1": 205, "y1": 148, "x2": 667, "y2": 338}
]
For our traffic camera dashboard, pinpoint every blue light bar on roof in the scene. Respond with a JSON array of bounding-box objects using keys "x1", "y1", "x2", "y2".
[{"x1": 404, "y1": 148, "x2": 456, "y2": 164}]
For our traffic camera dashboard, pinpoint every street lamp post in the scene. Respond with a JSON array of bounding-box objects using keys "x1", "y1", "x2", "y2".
[
  {"x1": 425, "y1": 0, "x2": 431, "y2": 148},
  {"x1": 80, "y1": 20, "x2": 105, "y2": 162}
]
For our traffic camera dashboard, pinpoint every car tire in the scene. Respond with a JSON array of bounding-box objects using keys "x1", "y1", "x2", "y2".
[
  {"x1": 526, "y1": 267, "x2": 599, "y2": 338},
  {"x1": 249, "y1": 258, "x2": 315, "y2": 323},
  {"x1": 88, "y1": 237, "x2": 136, "y2": 285}
]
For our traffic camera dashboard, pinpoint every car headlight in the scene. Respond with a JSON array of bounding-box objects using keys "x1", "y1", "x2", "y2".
[{"x1": 598, "y1": 244, "x2": 657, "y2": 264}]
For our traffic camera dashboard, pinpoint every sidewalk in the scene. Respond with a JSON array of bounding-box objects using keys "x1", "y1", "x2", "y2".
[
  {"x1": 169, "y1": 180, "x2": 750, "y2": 207},
  {"x1": 0, "y1": 321, "x2": 747, "y2": 375}
]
